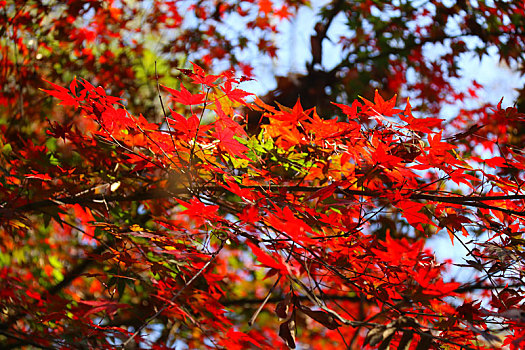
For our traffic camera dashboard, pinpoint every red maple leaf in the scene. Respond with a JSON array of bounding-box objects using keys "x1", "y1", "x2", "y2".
[
  {"x1": 220, "y1": 80, "x2": 253, "y2": 106},
  {"x1": 258, "y1": 0, "x2": 273, "y2": 15},
  {"x1": 360, "y1": 90, "x2": 402, "y2": 118},
  {"x1": 163, "y1": 83, "x2": 205, "y2": 105},
  {"x1": 41, "y1": 79, "x2": 79, "y2": 107},
  {"x1": 274, "y1": 5, "x2": 291, "y2": 20},
  {"x1": 246, "y1": 241, "x2": 288, "y2": 275}
]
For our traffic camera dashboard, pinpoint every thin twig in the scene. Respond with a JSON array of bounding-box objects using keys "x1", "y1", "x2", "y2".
[
  {"x1": 0, "y1": 330, "x2": 56, "y2": 350},
  {"x1": 120, "y1": 240, "x2": 225, "y2": 348},
  {"x1": 248, "y1": 276, "x2": 281, "y2": 326},
  {"x1": 155, "y1": 61, "x2": 184, "y2": 166},
  {"x1": 188, "y1": 88, "x2": 210, "y2": 188}
]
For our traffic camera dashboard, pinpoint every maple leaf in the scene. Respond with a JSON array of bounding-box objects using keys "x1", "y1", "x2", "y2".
[
  {"x1": 246, "y1": 241, "x2": 288, "y2": 275},
  {"x1": 360, "y1": 90, "x2": 402, "y2": 119},
  {"x1": 413, "y1": 270, "x2": 461, "y2": 297},
  {"x1": 237, "y1": 205, "x2": 260, "y2": 222},
  {"x1": 213, "y1": 126, "x2": 250, "y2": 158},
  {"x1": 41, "y1": 79, "x2": 78, "y2": 107},
  {"x1": 333, "y1": 100, "x2": 361, "y2": 119},
  {"x1": 24, "y1": 170, "x2": 52, "y2": 181},
  {"x1": 188, "y1": 62, "x2": 220, "y2": 86},
  {"x1": 371, "y1": 143, "x2": 403, "y2": 168},
  {"x1": 272, "y1": 99, "x2": 308, "y2": 123},
  {"x1": 274, "y1": 5, "x2": 292, "y2": 20},
  {"x1": 400, "y1": 99, "x2": 443, "y2": 133},
  {"x1": 163, "y1": 83, "x2": 205, "y2": 105},
  {"x1": 258, "y1": 0, "x2": 273, "y2": 15},
  {"x1": 168, "y1": 109, "x2": 201, "y2": 139},
  {"x1": 471, "y1": 156, "x2": 508, "y2": 168},
  {"x1": 306, "y1": 182, "x2": 339, "y2": 202},
  {"x1": 78, "y1": 300, "x2": 130, "y2": 317},
  {"x1": 396, "y1": 200, "x2": 435, "y2": 232},
  {"x1": 101, "y1": 106, "x2": 134, "y2": 131},
  {"x1": 220, "y1": 80, "x2": 253, "y2": 106},
  {"x1": 427, "y1": 132, "x2": 456, "y2": 153},
  {"x1": 177, "y1": 198, "x2": 219, "y2": 220}
]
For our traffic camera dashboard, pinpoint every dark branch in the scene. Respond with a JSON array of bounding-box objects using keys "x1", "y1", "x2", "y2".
[
  {"x1": 222, "y1": 282, "x2": 520, "y2": 307},
  {"x1": 222, "y1": 294, "x2": 361, "y2": 307},
  {"x1": 47, "y1": 244, "x2": 106, "y2": 295},
  {"x1": 6, "y1": 185, "x2": 525, "y2": 219},
  {"x1": 0, "y1": 330, "x2": 56, "y2": 350},
  {"x1": 308, "y1": 0, "x2": 345, "y2": 70}
]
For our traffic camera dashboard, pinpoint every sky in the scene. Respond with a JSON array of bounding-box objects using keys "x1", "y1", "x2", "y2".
[{"x1": 241, "y1": 1, "x2": 525, "y2": 110}]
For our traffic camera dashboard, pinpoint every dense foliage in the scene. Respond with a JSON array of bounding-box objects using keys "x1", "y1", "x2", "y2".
[{"x1": 2, "y1": 0, "x2": 525, "y2": 349}]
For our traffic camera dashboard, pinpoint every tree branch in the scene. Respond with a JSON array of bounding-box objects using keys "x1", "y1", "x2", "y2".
[
  {"x1": 0, "y1": 330, "x2": 55, "y2": 350},
  {"x1": 120, "y1": 240, "x2": 225, "y2": 349},
  {"x1": 223, "y1": 294, "x2": 360, "y2": 307},
  {"x1": 47, "y1": 244, "x2": 106, "y2": 295},
  {"x1": 8, "y1": 185, "x2": 525, "y2": 217},
  {"x1": 308, "y1": 0, "x2": 345, "y2": 70}
]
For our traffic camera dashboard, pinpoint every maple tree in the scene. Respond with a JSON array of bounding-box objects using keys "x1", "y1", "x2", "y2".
[{"x1": 3, "y1": 0, "x2": 525, "y2": 349}]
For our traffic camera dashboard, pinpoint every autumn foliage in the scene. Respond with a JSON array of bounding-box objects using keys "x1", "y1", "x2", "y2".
[{"x1": 3, "y1": 1, "x2": 525, "y2": 349}]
